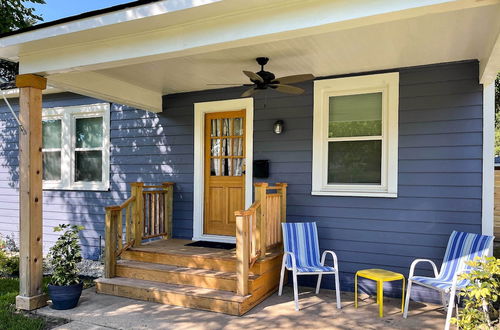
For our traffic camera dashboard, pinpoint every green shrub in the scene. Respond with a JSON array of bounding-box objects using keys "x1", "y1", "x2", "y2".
[
  {"x1": 451, "y1": 257, "x2": 500, "y2": 330},
  {"x1": 0, "y1": 251, "x2": 19, "y2": 277},
  {"x1": 47, "y1": 224, "x2": 83, "y2": 286}
]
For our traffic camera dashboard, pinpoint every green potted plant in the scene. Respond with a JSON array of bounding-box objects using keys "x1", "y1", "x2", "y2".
[
  {"x1": 47, "y1": 224, "x2": 84, "y2": 310},
  {"x1": 451, "y1": 256, "x2": 500, "y2": 329}
]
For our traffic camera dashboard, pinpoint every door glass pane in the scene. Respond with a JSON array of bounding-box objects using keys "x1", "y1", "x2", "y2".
[
  {"x1": 328, "y1": 140, "x2": 381, "y2": 184},
  {"x1": 42, "y1": 119, "x2": 61, "y2": 149},
  {"x1": 221, "y1": 138, "x2": 231, "y2": 156},
  {"x1": 75, "y1": 151, "x2": 102, "y2": 181},
  {"x1": 233, "y1": 159, "x2": 244, "y2": 176},
  {"x1": 234, "y1": 118, "x2": 243, "y2": 136},
  {"x1": 76, "y1": 117, "x2": 103, "y2": 148},
  {"x1": 210, "y1": 119, "x2": 220, "y2": 137},
  {"x1": 222, "y1": 118, "x2": 231, "y2": 136},
  {"x1": 329, "y1": 93, "x2": 382, "y2": 138},
  {"x1": 222, "y1": 158, "x2": 230, "y2": 176},
  {"x1": 211, "y1": 158, "x2": 220, "y2": 176},
  {"x1": 43, "y1": 151, "x2": 61, "y2": 180},
  {"x1": 233, "y1": 138, "x2": 243, "y2": 156},
  {"x1": 211, "y1": 139, "x2": 220, "y2": 156}
]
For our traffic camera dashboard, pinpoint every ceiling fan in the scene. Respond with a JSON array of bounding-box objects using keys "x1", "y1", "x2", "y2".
[{"x1": 209, "y1": 57, "x2": 314, "y2": 97}]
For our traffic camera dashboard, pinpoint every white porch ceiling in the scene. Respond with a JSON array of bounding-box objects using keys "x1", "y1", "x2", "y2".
[
  {"x1": 1, "y1": 0, "x2": 499, "y2": 112},
  {"x1": 95, "y1": 4, "x2": 500, "y2": 96}
]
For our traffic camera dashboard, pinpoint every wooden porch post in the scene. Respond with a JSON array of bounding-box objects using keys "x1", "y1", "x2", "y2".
[
  {"x1": 162, "y1": 182, "x2": 174, "y2": 239},
  {"x1": 15, "y1": 74, "x2": 47, "y2": 310},
  {"x1": 130, "y1": 182, "x2": 144, "y2": 247},
  {"x1": 276, "y1": 183, "x2": 287, "y2": 222},
  {"x1": 235, "y1": 210, "x2": 249, "y2": 296},
  {"x1": 254, "y1": 182, "x2": 268, "y2": 257}
]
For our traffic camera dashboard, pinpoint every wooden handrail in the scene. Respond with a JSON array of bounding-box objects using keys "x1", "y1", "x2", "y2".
[
  {"x1": 104, "y1": 182, "x2": 175, "y2": 278},
  {"x1": 235, "y1": 182, "x2": 287, "y2": 296}
]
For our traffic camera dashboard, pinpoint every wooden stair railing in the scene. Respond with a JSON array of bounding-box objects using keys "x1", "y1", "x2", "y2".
[
  {"x1": 235, "y1": 182, "x2": 287, "y2": 295},
  {"x1": 104, "y1": 182, "x2": 174, "y2": 278}
]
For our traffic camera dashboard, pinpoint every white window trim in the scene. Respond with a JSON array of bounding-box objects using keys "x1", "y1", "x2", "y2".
[
  {"x1": 312, "y1": 72, "x2": 399, "y2": 198},
  {"x1": 42, "y1": 103, "x2": 110, "y2": 191},
  {"x1": 192, "y1": 98, "x2": 254, "y2": 244}
]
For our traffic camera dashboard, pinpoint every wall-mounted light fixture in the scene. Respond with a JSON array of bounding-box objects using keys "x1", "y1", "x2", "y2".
[{"x1": 273, "y1": 120, "x2": 284, "y2": 134}]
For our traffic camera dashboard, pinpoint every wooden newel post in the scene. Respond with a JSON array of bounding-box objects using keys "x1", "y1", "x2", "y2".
[
  {"x1": 104, "y1": 207, "x2": 118, "y2": 278},
  {"x1": 15, "y1": 74, "x2": 47, "y2": 311},
  {"x1": 254, "y1": 182, "x2": 268, "y2": 257},
  {"x1": 276, "y1": 183, "x2": 287, "y2": 223},
  {"x1": 130, "y1": 182, "x2": 144, "y2": 247},
  {"x1": 162, "y1": 182, "x2": 174, "y2": 239},
  {"x1": 235, "y1": 210, "x2": 249, "y2": 296}
]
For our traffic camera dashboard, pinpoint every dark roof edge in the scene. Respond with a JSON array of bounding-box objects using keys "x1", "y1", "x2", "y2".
[{"x1": 0, "y1": 0, "x2": 161, "y2": 39}]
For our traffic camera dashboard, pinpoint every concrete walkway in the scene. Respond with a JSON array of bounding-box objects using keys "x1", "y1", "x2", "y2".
[{"x1": 35, "y1": 287, "x2": 448, "y2": 329}]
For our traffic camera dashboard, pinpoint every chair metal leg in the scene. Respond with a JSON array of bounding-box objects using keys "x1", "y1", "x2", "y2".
[
  {"x1": 401, "y1": 277, "x2": 405, "y2": 314},
  {"x1": 403, "y1": 280, "x2": 412, "y2": 318},
  {"x1": 445, "y1": 288, "x2": 457, "y2": 330},
  {"x1": 354, "y1": 273, "x2": 358, "y2": 308},
  {"x1": 278, "y1": 256, "x2": 286, "y2": 296},
  {"x1": 315, "y1": 274, "x2": 323, "y2": 294},
  {"x1": 292, "y1": 269, "x2": 299, "y2": 311},
  {"x1": 334, "y1": 270, "x2": 341, "y2": 309}
]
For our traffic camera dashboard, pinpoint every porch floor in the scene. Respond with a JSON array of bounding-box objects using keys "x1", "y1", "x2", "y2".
[
  {"x1": 35, "y1": 286, "x2": 448, "y2": 330},
  {"x1": 132, "y1": 238, "x2": 239, "y2": 259}
]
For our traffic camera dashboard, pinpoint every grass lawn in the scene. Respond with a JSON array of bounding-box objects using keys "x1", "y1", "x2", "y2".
[
  {"x1": 0, "y1": 277, "x2": 49, "y2": 330},
  {"x1": 0, "y1": 277, "x2": 94, "y2": 330}
]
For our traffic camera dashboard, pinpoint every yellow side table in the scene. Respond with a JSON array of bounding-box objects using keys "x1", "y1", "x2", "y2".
[{"x1": 354, "y1": 268, "x2": 405, "y2": 318}]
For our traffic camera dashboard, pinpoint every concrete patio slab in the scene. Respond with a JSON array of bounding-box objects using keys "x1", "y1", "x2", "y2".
[{"x1": 35, "y1": 287, "x2": 449, "y2": 329}]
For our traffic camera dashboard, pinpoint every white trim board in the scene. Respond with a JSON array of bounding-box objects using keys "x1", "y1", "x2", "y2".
[
  {"x1": 192, "y1": 98, "x2": 254, "y2": 244},
  {"x1": 482, "y1": 82, "x2": 495, "y2": 240}
]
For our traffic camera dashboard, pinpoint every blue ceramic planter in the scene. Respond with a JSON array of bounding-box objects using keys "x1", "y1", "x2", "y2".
[{"x1": 48, "y1": 282, "x2": 83, "y2": 310}]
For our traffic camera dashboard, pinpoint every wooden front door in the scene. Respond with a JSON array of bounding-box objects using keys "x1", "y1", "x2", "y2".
[{"x1": 204, "y1": 110, "x2": 246, "y2": 236}]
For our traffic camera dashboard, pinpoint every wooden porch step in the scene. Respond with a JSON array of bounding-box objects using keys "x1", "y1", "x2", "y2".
[
  {"x1": 121, "y1": 245, "x2": 282, "y2": 274},
  {"x1": 95, "y1": 276, "x2": 273, "y2": 316},
  {"x1": 115, "y1": 259, "x2": 258, "y2": 292}
]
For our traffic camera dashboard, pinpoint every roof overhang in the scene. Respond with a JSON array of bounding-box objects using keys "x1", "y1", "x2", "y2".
[{"x1": 1, "y1": 0, "x2": 499, "y2": 112}]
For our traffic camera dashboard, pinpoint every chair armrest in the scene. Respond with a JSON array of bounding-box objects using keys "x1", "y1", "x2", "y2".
[
  {"x1": 283, "y1": 251, "x2": 297, "y2": 270},
  {"x1": 409, "y1": 258, "x2": 439, "y2": 279},
  {"x1": 321, "y1": 250, "x2": 339, "y2": 271}
]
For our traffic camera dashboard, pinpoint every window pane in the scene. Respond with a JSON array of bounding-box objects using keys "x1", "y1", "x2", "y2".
[
  {"x1": 328, "y1": 140, "x2": 381, "y2": 184},
  {"x1": 329, "y1": 93, "x2": 382, "y2": 138},
  {"x1": 233, "y1": 138, "x2": 243, "y2": 156},
  {"x1": 234, "y1": 118, "x2": 243, "y2": 136},
  {"x1": 76, "y1": 117, "x2": 103, "y2": 148},
  {"x1": 42, "y1": 120, "x2": 61, "y2": 149},
  {"x1": 43, "y1": 151, "x2": 61, "y2": 180},
  {"x1": 210, "y1": 119, "x2": 220, "y2": 137},
  {"x1": 75, "y1": 151, "x2": 102, "y2": 181}
]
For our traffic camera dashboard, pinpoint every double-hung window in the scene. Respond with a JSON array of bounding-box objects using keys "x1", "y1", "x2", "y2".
[
  {"x1": 312, "y1": 73, "x2": 399, "y2": 197},
  {"x1": 42, "y1": 103, "x2": 110, "y2": 190}
]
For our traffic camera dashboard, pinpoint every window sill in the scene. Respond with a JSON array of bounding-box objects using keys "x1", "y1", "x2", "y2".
[
  {"x1": 43, "y1": 182, "x2": 110, "y2": 191},
  {"x1": 311, "y1": 190, "x2": 397, "y2": 198}
]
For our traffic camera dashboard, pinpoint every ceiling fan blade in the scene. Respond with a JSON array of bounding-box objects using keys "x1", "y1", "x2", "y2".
[
  {"x1": 207, "y1": 84, "x2": 244, "y2": 85},
  {"x1": 241, "y1": 86, "x2": 257, "y2": 97},
  {"x1": 243, "y1": 71, "x2": 264, "y2": 83},
  {"x1": 207, "y1": 83, "x2": 254, "y2": 86},
  {"x1": 274, "y1": 74, "x2": 314, "y2": 85},
  {"x1": 269, "y1": 84, "x2": 304, "y2": 95}
]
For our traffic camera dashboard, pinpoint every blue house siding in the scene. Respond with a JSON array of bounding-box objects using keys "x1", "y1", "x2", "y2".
[
  {"x1": 0, "y1": 93, "x2": 176, "y2": 259},
  {"x1": 0, "y1": 60, "x2": 483, "y2": 302},
  {"x1": 162, "y1": 60, "x2": 483, "y2": 301}
]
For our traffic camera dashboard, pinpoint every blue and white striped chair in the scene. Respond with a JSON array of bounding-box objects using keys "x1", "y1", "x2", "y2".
[
  {"x1": 278, "y1": 222, "x2": 341, "y2": 311},
  {"x1": 403, "y1": 231, "x2": 494, "y2": 330}
]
